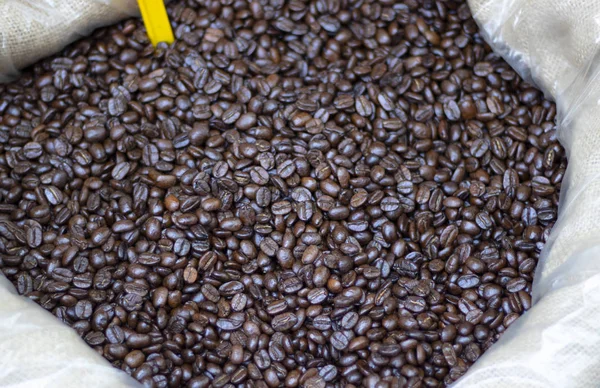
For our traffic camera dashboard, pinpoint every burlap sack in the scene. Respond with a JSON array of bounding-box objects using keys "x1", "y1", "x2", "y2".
[
  {"x1": 456, "y1": 0, "x2": 600, "y2": 386},
  {"x1": 0, "y1": 0, "x2": 139, "y2": 82}
]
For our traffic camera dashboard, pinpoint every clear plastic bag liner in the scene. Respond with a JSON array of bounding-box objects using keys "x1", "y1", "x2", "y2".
[
  {"x1": 457, "y1": 0, "x2": 600, "y2": 386},
  {"x1": 0, "y1": 275, "x2": 140, "y2": 387},
  {"x1": 0, "y1": 0, "x2": 140, "y2": 82}
]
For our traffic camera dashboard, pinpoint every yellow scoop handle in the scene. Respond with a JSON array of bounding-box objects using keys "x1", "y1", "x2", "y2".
[{"x1": 137, "y1": 0, "x2": 174, "y2": 47}]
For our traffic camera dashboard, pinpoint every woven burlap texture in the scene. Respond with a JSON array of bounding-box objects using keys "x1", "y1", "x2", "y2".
[
  {"x1": 457, "y1": 0, "x2": 600, "y2": 386},
  {"x1": 0, "y1": 0, "x2": 138, "y2": 81}
]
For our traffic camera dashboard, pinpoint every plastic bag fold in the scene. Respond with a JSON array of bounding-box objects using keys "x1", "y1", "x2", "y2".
[{"x1": 0, "y1": 275, "x2": 140, "y2": 387}]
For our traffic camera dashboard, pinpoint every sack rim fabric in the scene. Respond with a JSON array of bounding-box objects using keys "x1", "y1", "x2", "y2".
[{"x1": 0, "y1": 0, "x2": 139, "y2": 82}]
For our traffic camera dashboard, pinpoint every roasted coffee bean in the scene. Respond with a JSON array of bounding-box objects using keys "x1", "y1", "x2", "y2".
[
  {"x1": 272, "y1": 312, "x2": 298, "y2": 332},
  {"x1": 216, "y1": 313, "x2": 245, "y2": 331},
  {"x1": 26, "y1": 223, "x2": 42, "y2": 248},
  {"x1": 330, "y1": 331, "x2": 350, "y2": 350},
  {"x1": 0, "y1": 1, "x2": 565, "y2": 386}
]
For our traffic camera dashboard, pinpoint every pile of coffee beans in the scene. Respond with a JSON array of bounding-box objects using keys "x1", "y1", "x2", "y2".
[{"x1": 0, "y1": 0, "x2": 565, "y2": 386}]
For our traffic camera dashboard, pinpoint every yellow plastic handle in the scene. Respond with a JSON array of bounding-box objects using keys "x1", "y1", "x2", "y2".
[{"x1": 137, "y1": 0, "x2": 174, "y2": 47}]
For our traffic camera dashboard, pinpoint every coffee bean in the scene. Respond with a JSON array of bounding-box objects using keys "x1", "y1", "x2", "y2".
[
  {"x1": 313, "y1": 315, "x2": 332, "y2": 331},
  {"x1": 457, "y1": 275, "x2": 481, "y2": 289},
  {"x1": 405, "y1": 296, "x2": 427, "y2": 313},
  {"x1": 26, "y1": 223, "x2": 42, "y2": 248},
  {"x1": 272, "y1": 312, "x2": 298, "y2": 332},
  {"x1": 44, "y1": 186, "x2": 63, "y2": 206},
  {"x1": 105, "y1": 325, "x2": 125, "y2": 344},
  {"x1": 231, "y1": 293, "x2": 247, "y2": 312},
  {"x1": 330, "y1": 331, "x2": 349, "y2": 350},
  {"x1": 319, "y1": 365, "x2": 337, "y2": 382},
  {"x1": 506, "y1": 278, "x2": 528, "y2": 293},
  {"x1": 470, "y1": 139, "x2": 489, "y2": 158},
  {"x1": 380, "y1": 197, "x2": 400, "y2": 212},
  {"x1": 112, "y1": 220, "x2": 135, "y2": 233},
  {"x1": 0, "y1": 1, "x2": 565, "y2": 386},
  {"x1": 84, "y1": 331, "x2": 105, "y2": 346},
  {"x1": 183, "y1": 266, "x2": 197, "y2": 283},
  {"x1": 23, "y1": 142, "x2": 43, "y2": 159},
  {"x1": 219, "y1": 281, "x2": 244, "y2": 296},
  {"x1": 307, "y1": 288, "x2": 328, "y2": 305},
  {"x1": 125, "y1": 350, "x2": 145, "y2": 368},
  {"x1": 91, "y1": 227, "x2": 111, "y2": 246},
  {"x1": 444, "y1": 100, "x2": 461, "y2": 121},
  {"x1": 108, "y1": 96, "x2": 127, "y2": 116},
  {"x1": 216, "y1": 313, "x2": 245, "y2": 331},
  {"x1": 75, "y1": 300, "x2": 93, "y2": 319},
  {"x1": 111, "y1": 162, "x2": 130, "y2": 180},
  {"x1": 251, "y1": 167, "x2": 269, "y2": 185}
]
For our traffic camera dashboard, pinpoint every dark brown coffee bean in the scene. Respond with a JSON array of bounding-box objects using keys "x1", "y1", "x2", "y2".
[
  {"x1": 216, "y1": 313, "x2": 245, "y2": 330},
  {"x1": 125, "y1": 350, "x2": 145, "y2": 368},
  {"x1": 219, "y1": 281, "x2": 244, "y2": 296},
  {"x1": 0, "y1": 2, "x2": 565, "y2": 387},
  {"x1": 470, "y1": 139, "x2": 489, "y2": 158},
  {"x1": 231, "y1": 294, "x2": 247, "y2": 312},
  {"x1": 91, "y1": 227, "x2": 111, "y2": 246},
  {"x1": 108, "y1": 96, "x2": 127, "y2": 116},
  {"x1": 75, "y1": 300, "x2": 93, "y2": 319},
  {"x1": 457, "y1": 275, "x2": 481, "y2": 289},
  {"x1": 506, "y1": 278, "x2": 527, "y2": 293},
  {"x1": 112, "y1": 220, "x2": 135, "y2": 233},
  {"x1": 271, "y1": 312, "x2": 298, "y2": 332},
  {"x1": 23, "y1": 142, "x2": 43, "y2": 159},
  {"x1": 112, "y1": 162, "x2": 130, "y2": 180},
  {"x1": 307, "y1": 288, "x2": 328, "y2": 304},
  {"x1": 105, "y1": 325, "x2": 125, "y2": 344},
  {"x1": 330, "y1": 331, "x2": 350, "y2": 350},
  {"x1": 44, "y1": 186, "x2": 63, "y2": 206},
  {"x1": 26, "y1": 223, "x2": 42, "y2": 248},
  {"x1": 380, "y1": 197, "x2": 400, "y2": 212}
]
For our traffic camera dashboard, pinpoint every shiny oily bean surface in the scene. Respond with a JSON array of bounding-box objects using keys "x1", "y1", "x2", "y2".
[{"x1": 0, "y1": 0, "x2": 565, "y2": 387}]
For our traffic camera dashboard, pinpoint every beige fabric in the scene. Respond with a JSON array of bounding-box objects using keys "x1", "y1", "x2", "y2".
[
  {"x1": 0, "y1": 0, "x2": 139, "y2": 81},
  {"x1": 0, "y1": 275, "x2": 140, "y2": 387},
  {"x1": 457, "y1": 0, "x2": 600, "y2": 386}
]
